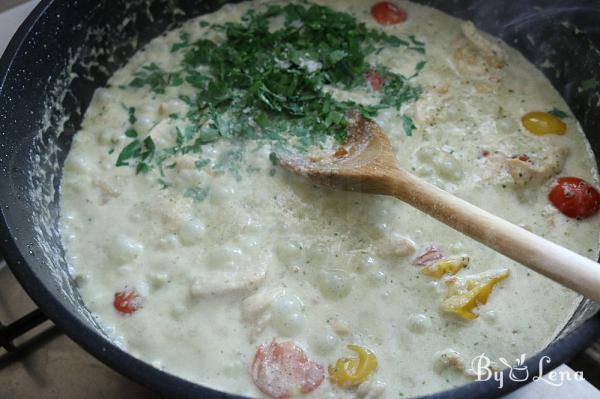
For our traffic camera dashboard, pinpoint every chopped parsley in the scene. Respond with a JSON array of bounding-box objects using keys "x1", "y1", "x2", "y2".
[
  {"x1": 128, "y1": 107, "x2": 137, "y2": 124},
  {"x1": 130, "y1": 63, "x2": 184, "y2": 94},
  {"x1": 125, "y1": 128, "x2": 138, "y2": 138},
  {"x1": 581, "y1": 78, "x2": 599, "y2": 91},
  {"x1": 269, "y1": 151, "x2": 279, "y2": 166},
  {"x1": 116, "y1": 140, "x2": 141, "y2": 167},
  {"x1": 401, "y1": 114, "x2": 416, "y2": 137},
  {"x1": 547, "y1": 107, "x2": 570, "y2": 119},
  {"x1": 184, "y1": 186, "x2": 210, "y2": 202},
  {"x1": 116, "y1": 2, "x2": 426, "y2": 194},
  {"x1": 171, "y1": 31, "x2": 191, "y2": 52},
  {"x1": 195, "y1": 159, "x2": 211, "y2": 170}
]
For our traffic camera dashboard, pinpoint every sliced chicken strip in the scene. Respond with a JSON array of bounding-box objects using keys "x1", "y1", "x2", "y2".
[{"x1": 505, "y1": 147, "x2": 569, "y2": 186}]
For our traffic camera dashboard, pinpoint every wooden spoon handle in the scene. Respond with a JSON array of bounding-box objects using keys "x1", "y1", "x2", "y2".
[{"x1": 387, "y1": 168, "x2": 600, "y2": 302}]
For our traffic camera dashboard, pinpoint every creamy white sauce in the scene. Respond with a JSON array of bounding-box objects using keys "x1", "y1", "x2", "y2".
[{"x1": 59, "y1": 1, "x2": 600, "y2": 398}]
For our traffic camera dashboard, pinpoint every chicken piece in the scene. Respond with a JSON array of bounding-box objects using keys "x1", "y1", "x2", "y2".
[
  {"x1": 143, "y1": 196, "x2": 188, "y2": 231},
  {"x1": 434, "y1": 348, "x2": 499, "y2": 379},
  {"x1": 505, "y1": 147, "x2": 569, "y2": 186},
  {"x1": 461, "y1": 21, "x2": 506, "y2": 68},
  {"x1": 241, "y1": 288, "x2": 286, "y2": 320},
  {"x1": 357, "y1": 380, "x2": 387, "y2": 399},
  {"x1": 441, "y1": 269, "x2": 510, "y2": 320},
  {"x1": 414, "y1": 94, "x2": 442, "y2": 126},
  {"x1": 433, "y1": 348, "x2": 465, "y2": 373},
  {"x1": 478, "y1": 150, "x2": 509, "y2": 182},
  {"x1": 452, "y1": 21, "x2": 506, "y2": 80},
  {"x1": 379, "y1": 234, "x2": 416, "y2": 258},
  {"x1": 241, "y1": 288, "x2": 285, "y2": 341},
  {"x1": 413, "y1": 91, "x2": 456, "y2": 126},
  {"x1": 93, "y1": 178, "x2": 120, "y2": 204},
  {"x1": 189, "y1": 245, "x2": 268, "y2": 298},
  {"x1": 190, "y1": 268, "x2": 267, "y2": 298}
]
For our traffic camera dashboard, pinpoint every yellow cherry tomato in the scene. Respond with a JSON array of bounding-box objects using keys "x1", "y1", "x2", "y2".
[
  {"x1": 421, "y1": 256, "x2": 470, "y2": 279},
  {"x1": 328, "y1": 345, "x2": 378, "y2": 388},
  {"x1": 521, "y1": 111, "x2": 566, "y2": 136},
  {"x1": 441, "y1": 270, "x2": 509, "y2": 320}
]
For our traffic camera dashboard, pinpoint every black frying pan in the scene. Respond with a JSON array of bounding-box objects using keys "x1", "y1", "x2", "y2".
[{"x1": 1, "y1": 1, "x2": 600, "y2": 398}]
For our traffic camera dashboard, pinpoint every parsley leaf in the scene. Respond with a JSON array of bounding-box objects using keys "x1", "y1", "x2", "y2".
[
  {"x1": 116, "y1": 140, "x2": 141, "y2": 166},
  {"x1": 581, "y1": 78, "x2": 599, "y2": 91},
  {"x1": 548, "y1": 108, "x2": 570, "y2": 119},
  {"x1": 128, "y1": 107, "x2": 137, "y2": 124},
  {"x1": 171, "y1": 31, "x2": 190, "y2": 52},
  {"x1": 401, "y1": 115, "x2": 416, "y2": 136},
  {"x1": 130, "y1": 63, "x2": 184, "y2": 94}
]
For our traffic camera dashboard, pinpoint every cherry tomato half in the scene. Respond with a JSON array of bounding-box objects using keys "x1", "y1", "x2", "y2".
[
  {"x1": 548, "y1": 177, "x2": 600, "y2": 219},
  {"x1": 251, "y1": 340, "x2": 324, "y2": 399},
  {"x1": 366, "y1": 69, "x2": 384, "y2": 91},
  {"x1": 371, "y1": 2, "x2": 407, "y2": 25},
  {"x1": 113, "y1": 289, "x2": 143, "y2": 314},
  {"x1": 521, "y1": 111, "x2": 566, "y2": 136}
]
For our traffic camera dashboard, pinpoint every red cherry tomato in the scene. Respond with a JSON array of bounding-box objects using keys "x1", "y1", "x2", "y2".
[
  {"x1": 371, "y1": 2, "x2": 407, "y2": 25},
  {"x1": 366, "y1": 70, "x2": 384, "y2": 91},
  {"x1": 251, "y1": 340, "x2": 324, "y2": 399},
  {"x1": 113, "y1": 289, "x2": 143, "y2": 314},
  {"x1": 548, "y1": 177, "x2": 600, "y2": 219}
]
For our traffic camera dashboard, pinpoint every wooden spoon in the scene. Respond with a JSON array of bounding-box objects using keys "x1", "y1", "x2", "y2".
[{"x1": 277, "y1": 112, "x2": 600, "y2": 302}]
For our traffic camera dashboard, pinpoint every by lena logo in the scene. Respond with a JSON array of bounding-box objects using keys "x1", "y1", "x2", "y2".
[{"x1": 471, "y1": 353, "x2": 585, "y2": 389}]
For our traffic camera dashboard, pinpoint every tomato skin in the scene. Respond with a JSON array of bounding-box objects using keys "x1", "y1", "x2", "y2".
[
  {"x1": 414, "y1": 245, "x2": 443, "y2": 266},
  {"x1": 113, "y1": 289, "x2": 143, "y2": 314},
  {"x1": 251, "y1": 340, "x2": 324, "y2": 399},
  {"x1": 512, "y1": 154, "x2": 530, "y2": 162},
  {"x1": 366, "y1": 70, "x2": 383, "y2": 91},
  {"x1": 334, "y1": 146, "x2": 348, "y2": 158},
  {"x1": 370, "y1": 2, "x2": 407, "y2": 25},
  {"x1": 548, "y1": 177, "x2": 600, "y2": 219}
]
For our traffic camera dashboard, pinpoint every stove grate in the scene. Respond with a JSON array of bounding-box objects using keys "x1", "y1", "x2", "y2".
[{"x1": 0, "y1": 307, "x2": 61, "y2": 369}]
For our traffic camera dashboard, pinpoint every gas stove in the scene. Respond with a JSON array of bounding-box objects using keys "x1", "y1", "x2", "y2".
[{"x1": 0, "y1": 2, "x2": 598, "y2": 398}]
